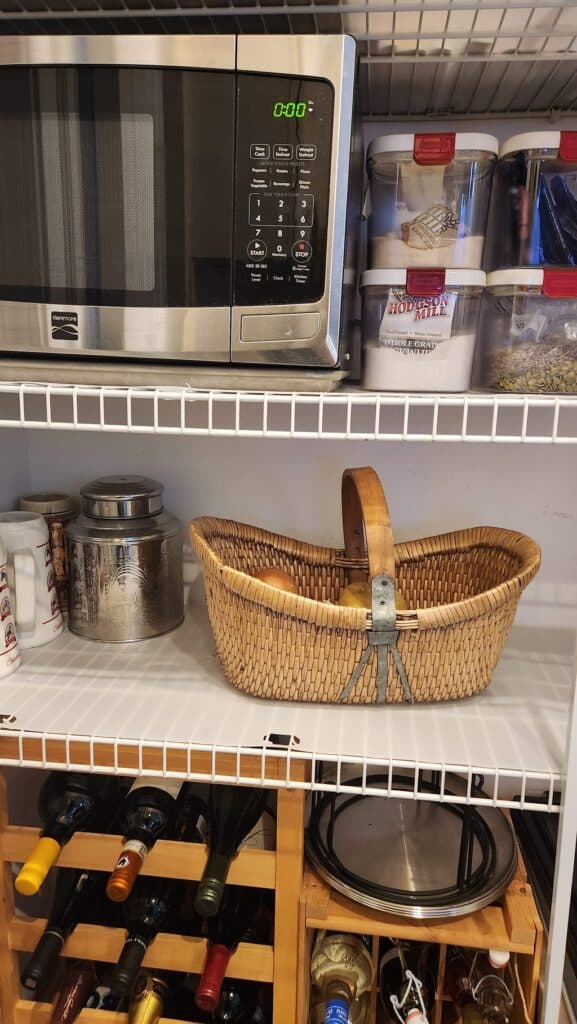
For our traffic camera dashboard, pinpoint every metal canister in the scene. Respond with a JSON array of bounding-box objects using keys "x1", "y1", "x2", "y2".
[
  {"x1": 19, "y1": 492, "x2": 74, "y2": 612},
  {"x1": 67, "y1": 475, "x2": 183, "y2": 642}
]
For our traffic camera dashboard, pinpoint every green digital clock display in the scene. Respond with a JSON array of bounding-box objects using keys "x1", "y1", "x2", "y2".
[{"x1": 273, "y1": 101, "x2": 308, "y2": 118}]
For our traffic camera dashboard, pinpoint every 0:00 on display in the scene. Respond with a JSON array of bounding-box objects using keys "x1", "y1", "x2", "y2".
[{"x1": 272, "y1": 101, "x2": 308, "y2": 118}]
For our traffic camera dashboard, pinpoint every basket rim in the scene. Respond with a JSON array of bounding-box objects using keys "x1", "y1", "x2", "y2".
[{"x1": 189, "y1": 516, "x2": 541, "y2": 631}]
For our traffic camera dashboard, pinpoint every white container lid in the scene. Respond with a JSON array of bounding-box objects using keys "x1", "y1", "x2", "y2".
[
  {"x1": 361, "y1": 269, "x2": 486, "y2": 289},
  {"x1": 487, "y1": 269, "x2": 545, "y2": 288},
  {"x1": 488, "y1": 950, "x2": 510, "y2": 970},
  {"x1": 368, "y1": 132, "x2": 499, "y2": 161},
  {"x1": 500, "y1": 131, "x2": 561, "y2": 158}
]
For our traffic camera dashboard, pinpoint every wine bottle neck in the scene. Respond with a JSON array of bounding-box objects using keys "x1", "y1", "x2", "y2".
[
  {"x1": 112, "y1": 935, "x2": 148, "y2": 996},
  {"x1": 196, "y1": 943, "x2": 234, "y2": 1012},
  {"x1": 195, "y1": 851, "x2": 232, "y2": 917},
  {"x1": 324, "y1": 984, "x2": 351, "y2": 1024}
]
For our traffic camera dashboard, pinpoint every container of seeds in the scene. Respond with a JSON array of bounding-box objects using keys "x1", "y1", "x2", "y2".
[{"x1": 481, "y1": 269, "x2": 577, "y2": 393}]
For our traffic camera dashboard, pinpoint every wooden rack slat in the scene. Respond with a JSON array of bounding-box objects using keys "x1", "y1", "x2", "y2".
[
  {"x1": 305, "y1": 881, "x2": 536, "y2": 955},
  {"x1": 10, "y1": 919, "x2": 274, "y2": 982},
  {"x1": 3, "y1": 827, "x2": 276, "y2": 889},
  {"x1": 14, "y1": 1003, "x2": 199, "y2": 1024}
]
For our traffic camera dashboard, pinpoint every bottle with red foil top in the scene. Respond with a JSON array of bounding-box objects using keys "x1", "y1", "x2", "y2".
[
  {"x1": 50, "y1": 961, "x2": 97, "y2": 1024},
  {"x1": 379, "y1": 941, "x2": 433, "y2": 1024},
  {"x1": 106, "y1": 777, "x2": 183, "y2": 902},
  {"x1": 195, "y1": 888, "x2": 273, "y2": 1013}
]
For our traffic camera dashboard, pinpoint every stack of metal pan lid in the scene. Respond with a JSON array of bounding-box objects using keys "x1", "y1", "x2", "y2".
[{"x1": 305, "y1": 772, "x2": 518, "y2": 920}]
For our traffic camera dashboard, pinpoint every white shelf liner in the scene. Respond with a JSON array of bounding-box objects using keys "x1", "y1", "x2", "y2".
[{"x1": 0, "y1": 593, "x2": 571, "y2": 782}]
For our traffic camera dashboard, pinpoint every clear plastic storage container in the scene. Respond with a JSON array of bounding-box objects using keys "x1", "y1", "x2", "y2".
[
  {"x1": 481, "y1": 269, "x2": 577, "y2": 393},
  {"x1": 366, "y1": 132, "x2": 498, "y2": 270},
  {"x1": 361, "y1": 268, "x2": 485, "y2": 392},
  {"x1": 485, "y1": 132, "x2": 577, "y2": 270}
]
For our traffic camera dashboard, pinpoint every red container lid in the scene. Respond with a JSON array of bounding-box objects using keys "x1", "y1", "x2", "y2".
[
  {"x1": 406, "y1": 269, "x2": 447, "y2": 296},
  {"x1": 543, "y1": 269, "x2": 577, "y2": 298},
  {"x1": 413, "y1": 133, "x2": 455, "y2": 166},
  {"x1": 559, "y1": 132, "x2": 577, "y2": 162}
]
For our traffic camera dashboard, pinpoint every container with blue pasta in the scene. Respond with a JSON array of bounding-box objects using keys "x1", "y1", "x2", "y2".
[{"x1": 486, "y1": 131, "x2": 577, "y2": 269}]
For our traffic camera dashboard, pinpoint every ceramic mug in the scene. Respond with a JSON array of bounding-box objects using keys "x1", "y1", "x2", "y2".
[
  {"x1": 0, "y1": 513, "x2": 64, "y2": 650},
  {"x1": 0, "y1": 538, "x2": 22, "y2": 677}
]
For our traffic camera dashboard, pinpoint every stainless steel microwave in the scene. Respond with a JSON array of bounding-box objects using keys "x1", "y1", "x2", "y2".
[{"x1": 0, "y1": 35, "x2": 357, "y2": 371}]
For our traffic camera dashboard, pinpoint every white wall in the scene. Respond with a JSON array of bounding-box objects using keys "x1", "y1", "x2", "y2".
[{"x1": 18, "y1": 428, "x2": 577, "y2": 633}]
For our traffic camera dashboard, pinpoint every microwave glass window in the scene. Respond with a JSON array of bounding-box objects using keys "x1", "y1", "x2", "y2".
[
  {"x1": 0, "y1": 67, "x2": 235, "y2": 308},
  {"x1": 21, "y1": 112, "x2": 155, "y2": 294}
]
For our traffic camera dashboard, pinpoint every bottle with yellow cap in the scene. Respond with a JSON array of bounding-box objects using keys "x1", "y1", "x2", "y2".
[{"x1": 15, "y1": 772, "x2": 120, "y2": 897}]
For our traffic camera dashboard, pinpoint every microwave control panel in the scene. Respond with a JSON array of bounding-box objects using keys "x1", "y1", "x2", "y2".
[{"x1": 233, "y1": 73, "x2": 334, "y2": 307}]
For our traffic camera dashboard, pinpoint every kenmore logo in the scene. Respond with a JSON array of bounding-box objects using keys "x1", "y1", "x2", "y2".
[{"x1": 51, "y1": 311, "x2": 79, "y2": 342}]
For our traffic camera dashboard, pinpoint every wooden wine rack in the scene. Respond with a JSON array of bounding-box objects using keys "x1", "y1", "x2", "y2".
[
  {"x1": 0, "y1": 774, "x2": 307, "y2": 1024},
  {"x1": 298, "y1": 862, "x2": 543, "y2": 1024}
]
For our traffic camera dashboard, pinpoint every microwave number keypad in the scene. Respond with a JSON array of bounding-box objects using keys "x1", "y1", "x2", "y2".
[{"x1": 234, "y1": 74, "x2": 334, "y2": 307}]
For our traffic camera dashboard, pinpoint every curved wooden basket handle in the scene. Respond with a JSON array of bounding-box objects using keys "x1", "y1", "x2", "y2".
[{"x1": 342, "y1": 467, "x2": 395, "y2": 581}]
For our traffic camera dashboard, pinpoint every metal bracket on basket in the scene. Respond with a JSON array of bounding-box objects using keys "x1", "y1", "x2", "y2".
[{"x1": 338, "y1": 575, "x2": 413, "y2": 705}]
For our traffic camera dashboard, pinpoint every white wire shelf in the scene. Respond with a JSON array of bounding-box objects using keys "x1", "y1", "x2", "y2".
[
  {"x1": 0, "y1": 594, "x2": 570, "y2": 810},
  {"x1": 1, "y1": 383, "x2": 577, "y2": 443},
  {"x1": 0, "y1": 2, "x2": 576, "y2": 116}
]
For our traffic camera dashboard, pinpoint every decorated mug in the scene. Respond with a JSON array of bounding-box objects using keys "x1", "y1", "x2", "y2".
[
  {"x1": 0, "y1": 537, "x2": 22, "y2": 677},
  {"x1": 0, "y1": 513, "x2": 63, "y2": 649}
]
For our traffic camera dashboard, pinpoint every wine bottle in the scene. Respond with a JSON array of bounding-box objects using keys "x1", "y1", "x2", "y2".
[
  {"x1": 310, "y1": 933, "x2": 373, "y2": 1024},
  {"x1": 21, "y1": 868, "x2": 102, "y2": 997},
  {"x1": 215, "y1": 980, "x2": 268, "y2": 1024},
  {"x1": 128, "y1": 970, "x2": 170, "y2": 1024},
  {"x1": 445, "y1": 951, "x2": 484, "y2": 1024},
  {"x1": 379, "y1": 941, "x2": 432, "y2": 1024},
  {"x1": 50, "y1": 960, "x2": 97, "y2": 1024},
  {"x1": 16, "y1": 772, "x2": 118, "y2": 896},
  {"x1": 470, "y1": 950, "x2": 513, "y2": 1024},
  {"x1": 309, "y1": 990, "x2": 370, "y2": 1024},
  {"x1": 106, "y1": 777, "x2": 184, "y2": 902},
  {"x1": 111, "y1": 789, "x2": 204, "y2": 998},
  {"x1": 112, "y1": 872, "x2": 186, "y2": 997},
  {"x1": 195, "y1": 888, "x2": 273, "y2": 1012},
  {"x1": 195, "y1": 786, "x2": 267, "y2": 917}
]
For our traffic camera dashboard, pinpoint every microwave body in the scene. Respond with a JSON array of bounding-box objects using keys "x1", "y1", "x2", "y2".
[{"x1": 0, "y1": 35, "x2": 357, "y2": 369}]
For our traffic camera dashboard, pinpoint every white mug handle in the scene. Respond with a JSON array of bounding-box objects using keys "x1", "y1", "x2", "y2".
[{"x1": 13, "y1": 549, "x2": 36, "y2": 631}]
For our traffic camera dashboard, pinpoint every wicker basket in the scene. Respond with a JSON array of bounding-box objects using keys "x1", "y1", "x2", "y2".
[{"x1": 189, "y1": 467, "x2": 541, "y2": 704}]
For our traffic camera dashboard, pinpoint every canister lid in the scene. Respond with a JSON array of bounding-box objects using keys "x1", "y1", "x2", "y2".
[
  {"x1": 487, "y1": 268, "x2": 577, "y2": 297},
  {"x1": 19, "y1": 492, "x2": 73, "y2": 515},
  {"x1": 486, "y1": 269, "x2": 545, "y2": 288},
  {"x1": 361, "y1": 269, "x2": 486, "y2": 290},
  {"x1": 367, "y1": 132, "x2": 499, "y2": 162},
  {"x1": 500, "y1": 131, "x2": 561, "y2": 158},
  {"x1": 80, "y1": 475, "x2": 164, "y2": 519}
]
